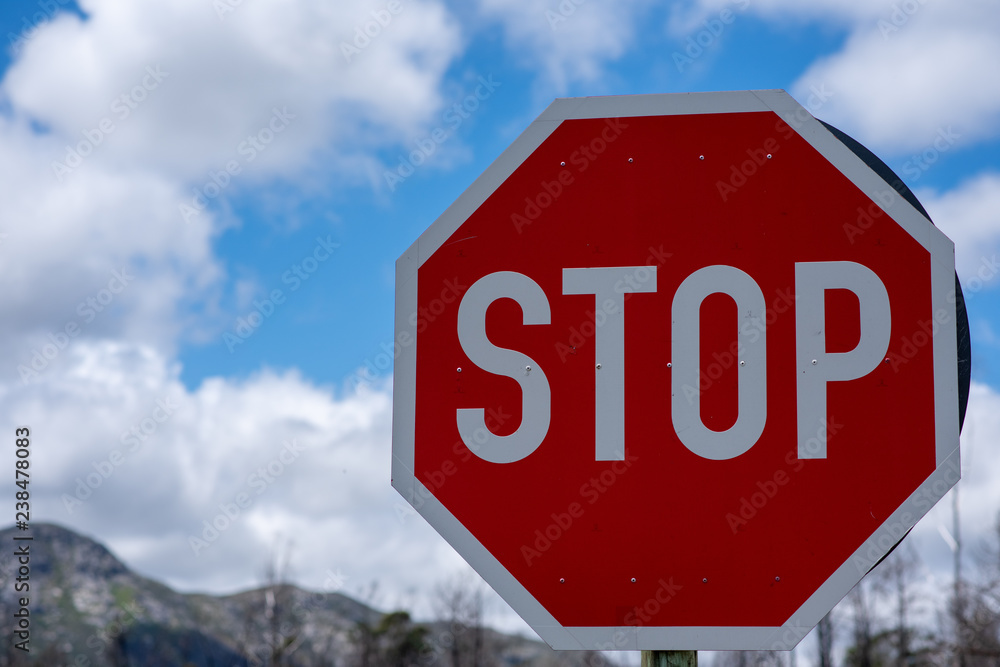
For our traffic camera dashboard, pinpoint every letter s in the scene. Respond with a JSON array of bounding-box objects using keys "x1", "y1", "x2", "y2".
[{"x1": 456, "y1": 272, "x2": 551, "y2": 463}]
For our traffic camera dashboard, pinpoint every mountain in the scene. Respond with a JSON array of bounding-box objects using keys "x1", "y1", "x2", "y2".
[{"x1": 0, "y1": 523, "x2": 611, "y2": 667}]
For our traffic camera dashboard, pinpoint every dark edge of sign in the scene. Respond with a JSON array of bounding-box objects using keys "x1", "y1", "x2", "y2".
[{"x1": 819, "y1": 120, "x2": 972, "y2": 433}]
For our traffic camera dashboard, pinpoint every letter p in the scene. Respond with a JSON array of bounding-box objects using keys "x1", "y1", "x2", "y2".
[{"x1": 795, "y1": 261, "x2": 890, "y2": 459}]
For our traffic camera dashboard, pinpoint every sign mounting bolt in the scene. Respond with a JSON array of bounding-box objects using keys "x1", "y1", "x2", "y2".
[
  {"x1": 702, "y1": 578, "x2": 708, "y2": 584},
  {"x1": 631, "y1": 578, "x2": 636, "y2": 583},
  {"x1": 560, "y1": 161, "x2": 566, "y2": 167},
  {"x1": 596, "y1": 363, "x2": 602, "y2": 370}
]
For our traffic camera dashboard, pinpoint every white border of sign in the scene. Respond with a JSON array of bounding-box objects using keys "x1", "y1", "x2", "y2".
[{"x1": 391, "y1": 90, "x2": 960, "y2": 650}]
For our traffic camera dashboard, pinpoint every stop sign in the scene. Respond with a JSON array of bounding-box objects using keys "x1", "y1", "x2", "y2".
[{"x1": 391, "y1": 90, "x2": 967, "y2": 651}]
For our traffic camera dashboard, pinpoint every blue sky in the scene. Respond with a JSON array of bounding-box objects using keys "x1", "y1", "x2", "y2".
[{"x1": 3, "y1": 0, "x2": 1000, "y2": 660}]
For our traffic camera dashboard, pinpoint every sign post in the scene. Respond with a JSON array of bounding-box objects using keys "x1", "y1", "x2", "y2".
[{"x1": 392, "y1": 90, "x2": 969, "y2": 652}]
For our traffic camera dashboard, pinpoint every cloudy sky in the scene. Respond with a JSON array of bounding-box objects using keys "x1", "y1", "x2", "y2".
[{"x1": 4, "y1": 0, "x2": 1000, "y2": 658}]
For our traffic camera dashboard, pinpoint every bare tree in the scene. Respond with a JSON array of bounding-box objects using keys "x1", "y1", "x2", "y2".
[
  {"x1": 817, "y1": 612, "x2": 835, "y2": 667},
  {"x1": 432, "y1": 571, "x2": 491, "y2": 667},
  {"x1": 845, "y1": 578, "x2": 879, "y2": 667},
  {"x1": 952, "y1": 511, "x2": 1000, "y2": 667},
  {"x1": 953, "y1": 489, "x2": 966, "y2": 667},
  {"x1": 875, "y1": 543, "x2": 923, "y2": 667},
  {"x1": 237, "y1": 538, "x2": 305, "y2": 667}
]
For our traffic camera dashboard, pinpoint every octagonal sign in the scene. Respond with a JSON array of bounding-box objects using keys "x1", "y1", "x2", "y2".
[{"x1": 391, "y1": 91, "x2": 964, "y2": 651}]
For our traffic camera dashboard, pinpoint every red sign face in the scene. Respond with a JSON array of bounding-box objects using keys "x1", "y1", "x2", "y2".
[{"x1": 392, "y1": 91, "x2": 961, "y2": 651}]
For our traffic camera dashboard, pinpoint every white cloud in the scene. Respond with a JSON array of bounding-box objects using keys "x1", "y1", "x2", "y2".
[
  {"x1": 677, "y1": 0, "x2": 903, "y2": 26},
  {"x1": 0, "y1": 115, "x2": 219, "y2": 362},
  {"x1": 0, "y1": 0, "x2": 489, "y2": 630},
  {"x1": 0, "y1": 0, "x2": 465, "y2": 373},
  {"x1": 677, "y1": 0, "x2": 1000, "y2": 154},
  {"x1": 3, "y1": 0, "x2": 463, "y2": 182},
  {"x1": 919, "y1": 172, "x2": 1000, "y2": 289},
  {"x1": 478, "y1": 0, "x2": 647, "y2": 92},
  {"x1": 18, "y1": 340, "x2": 476, "y2": 615},
  {"x1": 19, "y1": 343, "x2": 999, "y2": 645},
  {"x1": 910, "y1": 382, "x2": 1000, "y2": 586},
  {"x1": 2, "y1": 0, "x2": 997, "y2": 653},
  {"x1": 789, "y1": 0, "x2": 1000, "y2": 153}
]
